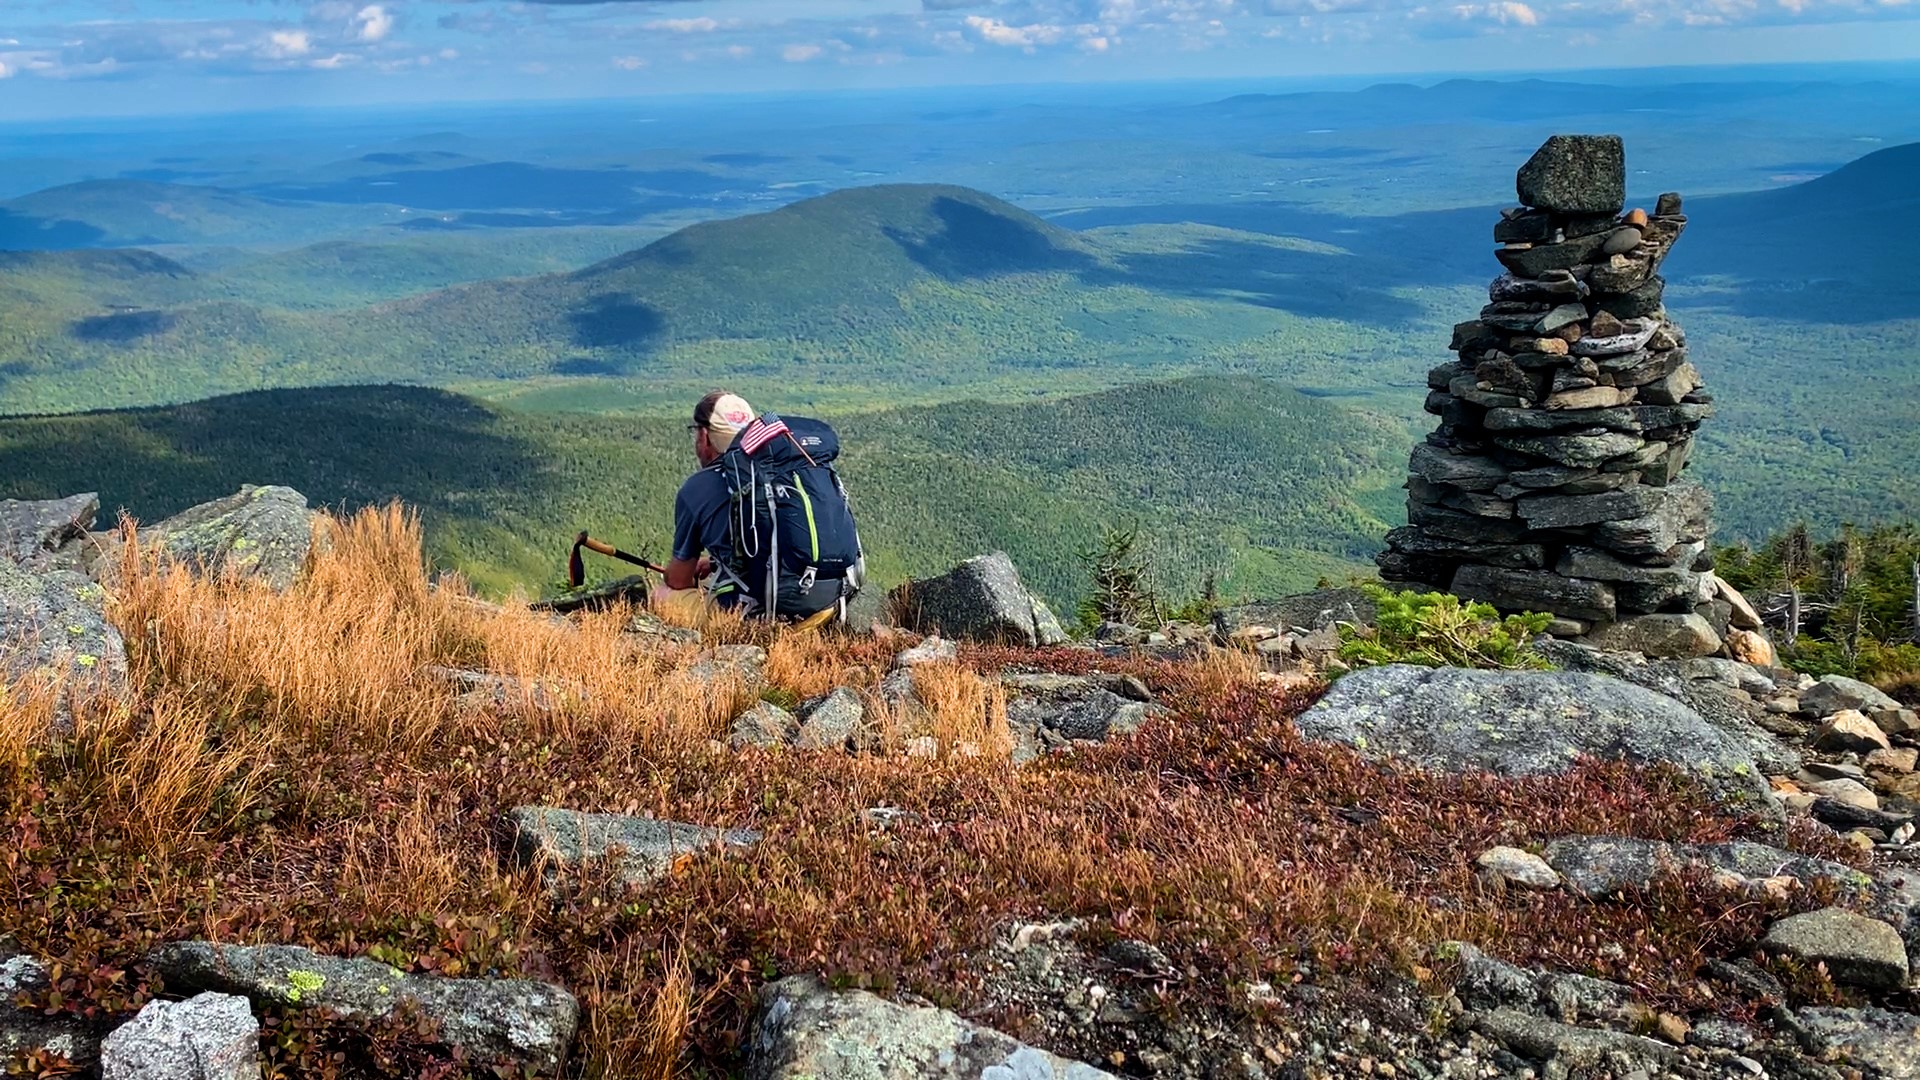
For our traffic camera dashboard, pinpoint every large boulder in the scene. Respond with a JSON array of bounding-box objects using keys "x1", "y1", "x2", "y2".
[
  {"x1": 0, "y1": 492, "x2": 99, "y2": 571},
  {"x1": 747, "y1": 975, "x2": 1114, "y2": 1079},
  {"x1": 1515, "y1": 134, "x2": 1626, "y2": 216},
  {"x1": 1297, "y1": 665, "x2": 1770, "y2": 809},
  {"x1": 135, "y1": 485, "x2": 316, "y2": 590},
  {"x1": 148, "y1": 941, "x2": 578, "y2": 1073},
  {"x1": 0, "y1": 560, "x2": 128, "y2": 725},
  {"x1": 100, "y1": 992, "x2": 259, "y2": 1080},
  {"x1": 1762, "y1": 908, "x2": 1910, "y2": 992},
  {"x1": 1800, "y1": 674, "x2": 1901, "y2": 716},
  {"x1": 505, "y1": 806, "x2": 759, "y2": 888},
  {"x1": 888, "y1": 553, "x2": 1068, "y2": 648},
  {"x1": 2, "y1": 947, "x2": 101, "y2": 1070}
]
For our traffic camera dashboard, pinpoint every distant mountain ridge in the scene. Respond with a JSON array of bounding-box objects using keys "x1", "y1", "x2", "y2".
[{"x1": 0, "y1": 179, "x2": 406, "y2": 248}]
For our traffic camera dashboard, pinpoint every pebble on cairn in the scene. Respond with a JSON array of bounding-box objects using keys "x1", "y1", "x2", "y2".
[{"x1": 1378, "y1": 134, "x2": 1726, "y2": 659}]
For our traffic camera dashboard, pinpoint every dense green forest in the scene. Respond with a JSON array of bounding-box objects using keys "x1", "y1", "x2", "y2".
[{"x1": 0, "y1": 376, "x2": 1401, "y2": 607}]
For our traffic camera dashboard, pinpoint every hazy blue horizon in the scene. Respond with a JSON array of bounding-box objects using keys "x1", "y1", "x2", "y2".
[{"x1": 6, "y1": 57, "x2": 1920, "y2": 129}]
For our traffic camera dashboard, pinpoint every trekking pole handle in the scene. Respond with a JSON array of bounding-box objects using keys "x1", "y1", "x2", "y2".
[{"x1": 575, "y1": 533, "x2": 669, "y2": 575}]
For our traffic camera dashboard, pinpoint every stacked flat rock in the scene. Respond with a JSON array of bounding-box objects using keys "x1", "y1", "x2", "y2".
[{"x1": 1379, "y1": 134, "x2": 1722, "y2": 658}]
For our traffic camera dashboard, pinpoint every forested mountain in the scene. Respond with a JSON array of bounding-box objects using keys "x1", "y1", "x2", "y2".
[
  {"x1": 0, "y1": 376, "x2": 1401, "y2": 607},
  {"x1": 0, "y1": 182, "x2": 1410, "y2": 416}
]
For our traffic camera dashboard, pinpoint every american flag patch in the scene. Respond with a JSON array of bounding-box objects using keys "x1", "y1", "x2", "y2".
[{"x1": 739, "y1": 417, "x2": 789, "y2": 455}]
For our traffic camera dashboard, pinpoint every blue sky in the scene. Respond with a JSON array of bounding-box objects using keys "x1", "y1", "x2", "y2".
[{"x1": 3, "y1": 0, "x2": 1919, "y2": 118}]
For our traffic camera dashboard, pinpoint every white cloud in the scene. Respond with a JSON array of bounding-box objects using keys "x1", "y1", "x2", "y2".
[
  {"x1": 354, "y1": 5, "x2": 394, "y2": 43},
  {"x1": 613, "y1": 54, "x2": 647, "y2": 68},
  {"x1": 782, "y1": 42, "x2": 825, "y2": 60},
  {"x1": 646, "y1": 17, "x2": 725, "y2": 32},
  {"x1": 0, "y1": 59, "x2": 11, "y2": 79},
  {"x1": 964, "y1": 15, "x2": 1069, "y2": 47},
  {"x1": 439, "y1": 47, "x2": 460, "y2": 60},
  {"x1": 727, "y1": 44, "x2": 754, "y2": 58},
  {"x1": 263, "y1": 29, "x2": 311, "y2": 58},
  {"x1": 1451, "y1": 0, "x2": 1538, "y2": 22},
  {"x1": 309, "y1": 52, "x2": 354, "y2": 69},
  {"x1": 1081, "y1": 33, "x2": 1113, "y2": 47}
]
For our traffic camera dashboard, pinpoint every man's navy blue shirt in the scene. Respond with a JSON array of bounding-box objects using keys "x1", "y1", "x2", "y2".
[{"x1": 672, "y1": 467, "x2": 745, "y2": 603}]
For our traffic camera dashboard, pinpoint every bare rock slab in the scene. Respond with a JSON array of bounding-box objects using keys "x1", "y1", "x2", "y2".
[
  {"x1": 0, "y1": 492, "x2": 98, "y2": 570},
  {"x1": 1762, "y1": 908, "x2": 1909, "y2": 992},
  {"x1": 1449, "y1": 943, "x2": 1637, "y2": 1025},
  {"x1": 101, "y1": 992, "x2": 260, "y2": 1080},
  {"x1": 748, "y1": 975, "x2": 1114, "y2": 1079},
  {"x1": 1541, "y1": 837, "x2": 1872, "y2": 899},
  {"x1": 507, "y1": 806, "x2": 759, "y2": 887},
  {"x1": 1468, "y1": 1008, "x2": 1675, "y2": 1072},
  {"x1": 137, "y1": 485, "x2": 316, "y2": 590},
  {"x1": 148, "y1": 941, "x2": 577, "y2": 1073},
  {"x1": 1298, "y1": 665, "x2": 1768, "y2": 809},
  {"x1": 2, "y1": 947, "x2": 101, "y2": 1069},
  {"x1": 0, "y1": 560, "x2": 128, "y2": 727},
  {"x1": 1797, "y1": 1008, "x2": 1920, "y2": 1078}
]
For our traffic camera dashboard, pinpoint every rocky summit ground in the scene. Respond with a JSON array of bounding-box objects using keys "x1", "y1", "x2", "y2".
[{"x1": 1, "y1": 492, "x2": 1917, "y2": 1080}]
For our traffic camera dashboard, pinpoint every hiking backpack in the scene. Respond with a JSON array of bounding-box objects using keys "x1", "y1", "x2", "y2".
[{"x1": 710, "y1": 412, "x2": 864, "y2": 620}]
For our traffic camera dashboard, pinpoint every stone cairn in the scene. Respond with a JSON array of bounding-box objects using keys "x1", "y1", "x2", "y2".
[{"x1": 1378, "y1": 134, "x2": 1728, "y2": 659}]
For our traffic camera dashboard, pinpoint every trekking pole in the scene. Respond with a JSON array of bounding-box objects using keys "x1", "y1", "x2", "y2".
[{"x1": 568, "y1": 531, "x2": 669, "y2": 588}]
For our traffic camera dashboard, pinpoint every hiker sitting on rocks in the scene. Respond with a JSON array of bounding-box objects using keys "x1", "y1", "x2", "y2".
[{"x1": 654, "y1": 390, "x2": 864, "y2": 625}]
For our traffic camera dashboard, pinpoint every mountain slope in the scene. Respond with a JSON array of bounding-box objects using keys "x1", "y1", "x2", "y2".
[
  {"x1": 5, "y1": 183, "x2": 1400, "y2": 414},
  {"x1": 1675, "y1": 141, "x2": 1920, "y2": 307},
  {"x1": 386, "y1": 182, "x2": 1111, "y2": 356},
  {"x1": 0, "y1": 376, "x2": 1400, "y2": 605}
]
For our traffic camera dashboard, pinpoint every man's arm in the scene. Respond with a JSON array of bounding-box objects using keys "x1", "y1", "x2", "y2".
[
  {"x1": 666, "y1": 476, "x2": 721, "y2": 591},
  {"x1": 663, "y1": 555, "x2": 711, "y2": 591}
]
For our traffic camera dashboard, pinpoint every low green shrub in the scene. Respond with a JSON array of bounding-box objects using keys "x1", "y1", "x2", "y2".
[{"x1": 1338, "y1": 585, "x2": 1552, "y2": 671}]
